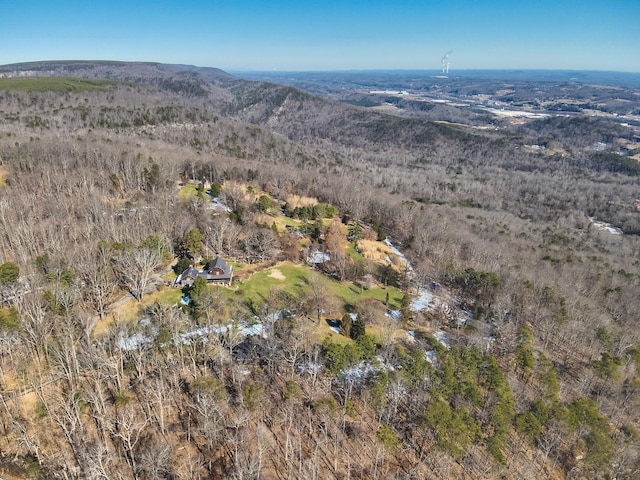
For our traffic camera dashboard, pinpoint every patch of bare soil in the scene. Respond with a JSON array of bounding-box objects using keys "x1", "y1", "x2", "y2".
[{"x1": 267, "y1": 269, "x2": 285, "y2": 280}]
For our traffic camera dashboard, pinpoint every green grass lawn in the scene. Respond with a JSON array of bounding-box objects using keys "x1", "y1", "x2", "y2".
[
  {"x1": 155, "y1": 287, "x2": 184, "y2": 306},
  {"x1": 233, "y1": 260, "x2": 403, "y2": 313},
  {"x1": 265, "y1": 215, "x2": 302, "y2": 233},
  {"x1": 328, "y1": 279, "x2": 404, "y2": 311},
  {"x1": 347, "y1": 243, "x2": 366, "y2": 262},
  {"x1": 263, "y1": 215, "x2": 336, "y2": 234},
  {"x1": 178, "y1": 183, "x2": 200, "y2": 200},
  {"x1": 0, "y1": 77, "x2": 118, "y2": 92},
  {"x1": 234, "y1": 262, "x2": 310, "y2": 307}
]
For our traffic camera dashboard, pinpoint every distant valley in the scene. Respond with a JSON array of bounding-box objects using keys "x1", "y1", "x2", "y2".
[{"x1": 239, "y1": 69, "x2": 640, "y2": 130}]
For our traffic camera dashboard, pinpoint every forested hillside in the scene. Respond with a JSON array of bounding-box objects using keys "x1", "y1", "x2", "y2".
[{"x1": 0, "y1": 61, "x2": 638, "y2": 479}]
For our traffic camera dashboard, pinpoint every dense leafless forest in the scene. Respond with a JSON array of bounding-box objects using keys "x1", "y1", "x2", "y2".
[{"x1": 0, "y1": 61, "x2": 638, "y2": 479}]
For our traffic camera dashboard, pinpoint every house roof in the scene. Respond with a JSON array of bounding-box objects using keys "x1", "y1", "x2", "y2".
[
  {"x1": 181, "y1": 266, "x2": 202, "y2": 279},
  {"x1": 178, "y1": 256, "x2": 233, "y2": 283},
  {"x1": 207, "y1": 256, "x2": 228, "y2": 272}
]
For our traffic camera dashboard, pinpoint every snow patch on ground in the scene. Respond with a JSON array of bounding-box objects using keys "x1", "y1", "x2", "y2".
[
  {"x1": 339, "y1": 362, "x2": 378, "y2": 383},
  {"x1": 117, "y1": 332, "x2": 152, "y2": 351},
  {"x1": 311, "y1": 252, "x2": 331, "y2": 263},
  {"x1": 387, "y1": 287, "x2": 437, "y2": 319},
  {"x1": 385, "y1": 238, "x2": 413, "y2": 272},
  {"x1": 387, "y1": 309, "x2": 400, "y2": 320},
  {"x1": 434, "y1": 330, "x2": 450, "y2": 349},
  {"x1": 339, "y1": 354, "x2": 401, "y2": 383},
  {"x1": 179, "y1": 326, "x2": 219, "y2": 345},
  {"x1": 588, "y1": 217, "x2": 623, "y2": 235},
  {"x1": 178, "y1": 323, "x2": 266, "y2": 345},
  {"x1": 298, "y1": 362, "x2": 323, "y2": 374},
  {"x1": 425, "y1": 350, "x2": 438, "y2": 364},
  {"x1": 209, "y1": 197, "x2": 232, "y2": 213},
  {"x1": 410, "y1": 290, "x2": 436, "y2": 312},
  {"x1": 119, "y1": 319, "x2": 266, "y2": 351},
  {"x1": 241, "y1": 322, "x2": 265, "y2": 337},
  {"x1": 327, "y1": 318, "x2": 342, "y2": 335}
]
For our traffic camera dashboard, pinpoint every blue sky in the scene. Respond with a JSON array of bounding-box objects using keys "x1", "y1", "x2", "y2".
[{"x1": 2, "y1": 0, "x2": 639, "y2": 72}]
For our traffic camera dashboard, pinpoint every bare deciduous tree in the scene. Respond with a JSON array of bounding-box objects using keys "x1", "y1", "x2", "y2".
[{"x1": 115, "y1": 247, "x2": 161, "y2": 301}]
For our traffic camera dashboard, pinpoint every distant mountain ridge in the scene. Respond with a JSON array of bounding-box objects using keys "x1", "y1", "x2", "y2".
[
  {"x1": 0, "y1": 60, "x2": 233, "y2": 81},
  {"x1": 0, "y1": 60, "x2": 501, "y2": 158},
  {"x1": 1, "y1": 60, "x2": 636, "y2": 188}
]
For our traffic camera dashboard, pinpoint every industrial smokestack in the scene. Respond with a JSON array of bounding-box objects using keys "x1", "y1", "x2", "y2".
[{"x1": 441, "y1": 50, "x2": 453, "y2": 74}]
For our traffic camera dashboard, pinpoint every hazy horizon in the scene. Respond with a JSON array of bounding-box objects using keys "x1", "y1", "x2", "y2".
[{"x1": 3, "y1": 61, "x2": 640, "y2": 78}]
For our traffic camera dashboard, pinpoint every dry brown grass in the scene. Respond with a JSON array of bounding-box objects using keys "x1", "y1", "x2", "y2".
[
  {"x1": 92, "y1": 287, "x2": 182, "y2": 337},
  {"x1": 1, "y1": 369, "x2": 19, "y2": 390},
  {"x1": 356, "y1": 239, "x2": 406, "y2": 271},
  {"x1": 253, "y1": 213, "x2": 273, "y2": 225},
  {"x1": 18, "y1": 391, "x2": 39, "y2": 418},
  {"x1": 284, "y1": 194, "x2": 317, "y2": 209},
  {"x1": 0, "y1": 468, "x2": 29, "y2": 480}
]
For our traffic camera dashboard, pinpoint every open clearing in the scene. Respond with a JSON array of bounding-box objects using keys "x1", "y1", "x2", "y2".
[{"x1": 236, "y1": 262, "x2": 308, "y2": 305}]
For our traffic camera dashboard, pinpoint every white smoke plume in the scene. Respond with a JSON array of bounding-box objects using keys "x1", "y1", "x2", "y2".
[{"x1": 441, "y1": 50, "x2": 453, "y2": 74}]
